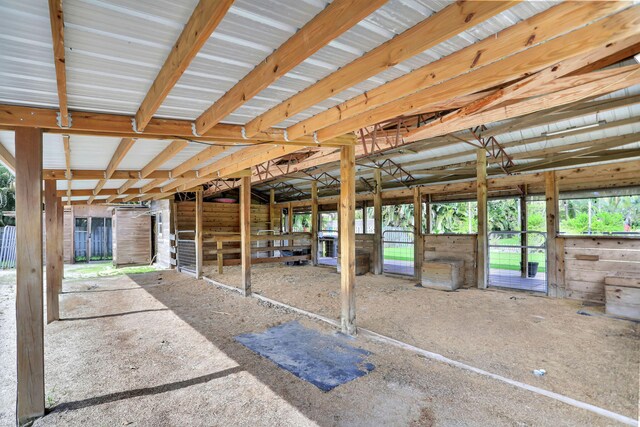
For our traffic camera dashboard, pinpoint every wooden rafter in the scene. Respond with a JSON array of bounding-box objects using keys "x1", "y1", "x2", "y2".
[
  {"x1": 134, "y1": 0, "x2": 233, "y2": 132},
  {"x1": 316, "y1": 9, "x2": 640, "y2": 141},
  {"x1": 171, "y1": 145, "x2": 227, "y2": 178},
  {"x1": 244, "y1": 0, "x2": 515, "y2": 137},
  {"x1": 48, "y1": 0, "x2": 69, "y2": 127},
  {"x1": 0, "y1": 138, "x2": 16, "y2": 173},
  {"x1": 194, "y1": 0, "x2": 387, "y2": 135},
  {"x1": 112, "y1": 139, "x2": 189, "y2": 200},
  {"x1": 404, "y1": 64, "x2": 640, "y2": 142},
  {"x1": 90, "y1": 137, "x2": 136, "y2": 203},
  {"x1": 287, "y1": 2, "x2": 633, "y2": 141}
]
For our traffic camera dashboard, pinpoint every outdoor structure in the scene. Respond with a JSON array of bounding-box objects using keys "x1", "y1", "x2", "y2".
[{"x1": 0, "y1": 0, "x2": 639, "y2": 425}]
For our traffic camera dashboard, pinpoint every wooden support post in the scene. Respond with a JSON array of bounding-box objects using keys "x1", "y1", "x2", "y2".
[
  {"x1": 413, "y1": 187, "x2": 423, "y2": 284},
  {"x1": 240, "y1": 176, "x2": 252, "y2": 296},
  {"x1": 15, "y1": 127, "x2": 45, "y2": 425},
  {"x1": 287, "y1": 201, "x2": 293, "y2": 233},
  {"x1": 195, "y1": 189, "x2": 203, "y2": 278},
  {"x1": 56, "y1": 196, "x2": 63, "y2": 284},
  {"x1": 311, "y1": 181, "x2": 318, "y2": 265},
  {"x1": 425, "y1": 194, "x2": 431, "y2": 234},
  {"x1": 545, "y1": 171, "x2": 562, "y2": 297},
  {"x1": 476, "y1": 149, "x2": 488, "y2": 289},
  {"x1": 520, "y1": 187, "x2": 528, "y2": 278},
  {"x1": 44, "y1": 180, "x2": 61, "y2": 323},
  {"x1": 269, "y1": 189, "x2": 275, "y2": 257},
  {"x1": 340, "y1": 145, "x2": 356, "y2": 335},
  {"x1": 217, "y1": 241, "x2": 223, "y2": 274},
  {"x1": 372, "y1": 169, "x2": 383, "y2": 275}
]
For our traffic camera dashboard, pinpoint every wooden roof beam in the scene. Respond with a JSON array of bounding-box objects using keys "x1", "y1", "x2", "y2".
[
  {"x1": 0, "y1": 105, "x2": 355, "y2": 146},
  {"x1": 244, "y1": 0, "x2": 516, "y2": 138},
  {"x1": 286, "y1": 2, "x2": 633, "y2": 141},
  {"x1": 404, "y1": 64, "x2": 640, "y2": 142},
  {"x1": 48, "y1": 0, "x2": 69, "y2": 127},
  {"x1": 134, "y1": 0, "x2": 233, "y2": 132},
  {"x1": 316, "y1": 8, "x2": 640, "y2": 141},
  {"x1": 90, "y1": 137, "x2": 136, "y2": 201},
  {"x1": 194, "y1": 0, "x2": 387, "y2": 135}
]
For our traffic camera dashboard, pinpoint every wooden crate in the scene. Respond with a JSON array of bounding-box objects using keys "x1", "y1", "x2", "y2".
[
  {"x1": 605, "y1": 273, "x2": 640, "y2": 320},
  {"x1": 422, "y1": 259, "x2": 464, "y2": 291},
  {"x1": 337, "y1": 250, "x2": 370, "y2": 276}
]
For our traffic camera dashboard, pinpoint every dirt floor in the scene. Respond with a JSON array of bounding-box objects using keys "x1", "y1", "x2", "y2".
[
  {"x1": 0, "y1": 264, "x2": 637, "y2": 426},
  {"x1": 204, "y1": 263, "x2": 640, "y2": 421}
]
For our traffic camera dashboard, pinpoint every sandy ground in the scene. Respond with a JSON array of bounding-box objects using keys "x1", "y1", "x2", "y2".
[
  {"x1": 0, "y1": 266, "x2": 636, "y2": 426},
  {"x1": 204, "y1": 263, "x2": 640, "y2": 420}
]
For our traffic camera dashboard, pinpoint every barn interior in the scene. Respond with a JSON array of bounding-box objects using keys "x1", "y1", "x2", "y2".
[{"x1": 0, "y1": 1, "x2": 639, "y2": 426}]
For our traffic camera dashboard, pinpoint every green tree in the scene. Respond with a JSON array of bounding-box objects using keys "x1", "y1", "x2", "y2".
[{"x1": 0, "y1": 165, "x2": 15, "y2": 226}]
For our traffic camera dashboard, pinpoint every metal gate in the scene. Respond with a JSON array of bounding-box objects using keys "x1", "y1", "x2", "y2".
[
  {"x1": 318, "y1": 229, "x2": 338, "y2": 266},
  {"x1": 176, "y1": 230, "x2": 196, "y2": 274},
  {"x1": 383, "y1": 229, "x2": 414, "y2": 276},
  {"x1": 488, "y1": 231, "x2": 547, "y2": 293}
]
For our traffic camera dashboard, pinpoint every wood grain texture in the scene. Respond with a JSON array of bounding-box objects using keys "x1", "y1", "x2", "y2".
[
  {"x1": 48, "y1": 0, "x2": 68, "y2": 126},
  {"x1": 311, "y1": 181, "x2": 318, "y2": 266},
  {"x1": 15, "y1": 127, "x2": 45, "y2": 424},
  {"x1": 545, "y1": 171, "x2": 560, "y2": 297},
  {"x1": 45, "y1": 180, "x2": 61, "y2": 323},
  {"x1": 135, "y1": 0, "x2": 233, "y2": 131},
  {"x1": 340, "y1": 145, "x2": 356, "y2": 334},
  {"x1": 476, "y1": 150, "x2": 487, "y2": 289},
  {"x1": 240, "y1": 176, "x2": 252, "y2": 296},
  {"x1": 195, "y1": 189, "x2": 203, "y2": 278},
  {"x1": 373, "y1": 169, "x2": 383, "y2": 275},
  {"x1": 196, "y1": 0, "x2": 386, "y2": 135}
]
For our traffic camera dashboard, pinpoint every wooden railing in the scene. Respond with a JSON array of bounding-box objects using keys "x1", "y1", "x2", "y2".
[{"x1": 203, "y1": 232, "x2": 312, "y2": 274}]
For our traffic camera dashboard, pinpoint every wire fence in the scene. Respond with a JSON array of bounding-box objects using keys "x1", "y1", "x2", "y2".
[
  {"x1": 176, "y1": 230, "x2": 196, "y2": 274},
  {"x1": 488, "y1": 231, "x2": 547, "y2": 293},
  {"x1": 383, "y1": 229, "x2": 414, "y2": 276}
]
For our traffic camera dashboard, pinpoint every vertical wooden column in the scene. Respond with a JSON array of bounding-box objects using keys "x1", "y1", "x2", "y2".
[
  {"x1": 56, "y1": 196, "x2": 64, "y2": 283},
  {"x1": 240, "y1": 176, "x2": 252, "y2": 296},
  {"x1": 476, "y1": 149, "x2": 488, "y2": 289},
  {"x1": 545, "y1": 171, "x2": 561, "y2": 297},
  {"x1": 340, "y1": 145, "x2": 356, "y2": 335},
  {"x1": 311, "y1": 181, "x2": 319, "y2": 265},
  {"x1": 195, "y1": 189, "x2": 203, "y2": 278},
  {"x1": 413, "y1": 187, "x2": 423, "y2": 284},
  {"x1": 15, "y1": 127, "x2": 45, "y2": 425},
  {"x1": 372, "y1": 169, "x2": 383, "y2": 275},
  {"x1": 519, "y1": 187, "x2": 528, "y2": 278},
  {"x1": 425, "y1": 194, "x2": 431, "y2": 234},
  {"x1": 44, "y1": 180, "x2": 61, "y2": 323},
  {"x1": 287, "y1": 202, "x2": 293, "y2": 233},
  {"x1": 269, "y1": 189, "x2": 276, "y2": 231}
]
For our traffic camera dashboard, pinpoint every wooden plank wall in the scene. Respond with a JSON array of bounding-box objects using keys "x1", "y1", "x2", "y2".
[
  {"x1": 423, "y1": 234, "x2": 477, "y2": 288},
  {"x1": 176, "y1": 201, "x2": 270, "y2": 261},
  {"x1": 355, "y1": 233, "x2": 374, "y2": 256},
  {"x1": 112, "y1": 208, "x2": 151, "y2": 267},
  {"x1": 563, "y1": 237, "x2": 640, "y2": 303}
]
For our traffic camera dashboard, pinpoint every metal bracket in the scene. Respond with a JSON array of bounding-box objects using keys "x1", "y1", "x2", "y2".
[
  {"x1": 56, "y1": 112, "x2": 72, "y2": 128},
  {"x1": 131, "y1": 118, "x2": 143, "y2": 134},
  {"x1": 191, "y1": 123, "x2": 201, "y2": 137}
]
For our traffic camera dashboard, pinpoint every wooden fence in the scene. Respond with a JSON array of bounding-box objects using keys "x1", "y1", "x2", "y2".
[{"x1": 205, "y1": 232, "x2": 312, "y2": 274}]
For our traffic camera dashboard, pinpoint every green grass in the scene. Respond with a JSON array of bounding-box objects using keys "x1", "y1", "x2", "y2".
[
  {"x1": 383, "y1": 246, "x2": 546, "y2": 272},
  {"x1": 65, "y1": 262, "x2": 157, "y2": 278}
]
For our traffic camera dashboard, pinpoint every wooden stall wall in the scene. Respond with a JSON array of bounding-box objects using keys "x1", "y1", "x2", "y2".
[
  {"x1": 150, "y1": 200, "x2": 173, "y2": 268},
  {"x1": 112, "y1": 208, "x2": 151, "y2": 267},
  {"x1": 355, "y1": 233, "x2": 374, "y2": 256},
  {"x1": 423, "y1": 234, "x2": 478, "y2": 288},
  {"x1": 563, "y1": 236, "x2": 640, "y2": 303},
  {"x1": 175, "y1": 201, "x2": 270, "y2": 261}
]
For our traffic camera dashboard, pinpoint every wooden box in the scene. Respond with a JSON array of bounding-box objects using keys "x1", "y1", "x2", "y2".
[
  {"x1": 605, "y1": 274, "x2": 640, "y2": 320},
  {"x1": 422, "y1": 259, "x2": 464, "y2": 291},
  {"x1": 337, "y1": 250, "x2": 370, "y2": 276}
]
